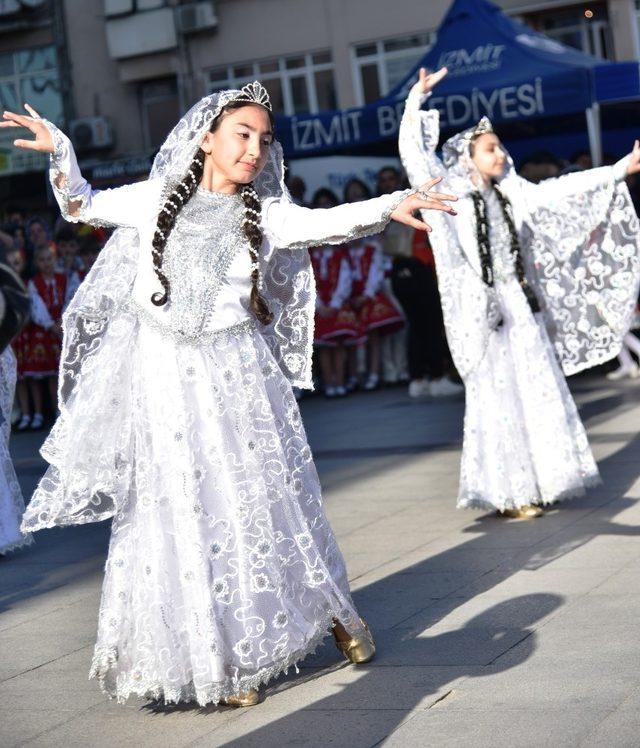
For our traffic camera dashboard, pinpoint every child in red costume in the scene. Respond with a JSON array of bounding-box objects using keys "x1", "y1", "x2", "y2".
[
  {"x1": 347, "y1": 237, "x2": 405, "y2": 390},
  {"x1": 19, "y1": 246, "x2": 69, "y2": 430},
  {"x1": 311, "y1": 243, "x2": 359, "y2": 397}
]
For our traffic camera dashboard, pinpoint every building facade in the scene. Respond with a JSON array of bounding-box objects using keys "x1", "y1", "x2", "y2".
[{"x1": 0, "y1": 0, "x2": 639, "y2": 198}]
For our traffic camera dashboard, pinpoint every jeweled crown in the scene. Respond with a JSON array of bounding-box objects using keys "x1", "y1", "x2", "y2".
[{"x1": 232, "y1": 81, "x2": 272, "y2": 112}]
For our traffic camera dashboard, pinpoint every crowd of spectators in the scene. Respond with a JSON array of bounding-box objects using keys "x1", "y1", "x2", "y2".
[
  {"x1": 3, "y1": 145, "x2": 637, "y2": 419},
  {"x1": 0, "y1": 205, "x2": 106, "y2": 430}
]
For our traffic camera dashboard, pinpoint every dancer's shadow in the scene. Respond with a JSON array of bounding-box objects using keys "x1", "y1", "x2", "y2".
[
  {"x1": 0, "y1": 522, "x2": 110, "y2": 615},
  {"x1": 204, "y1": 433, "x2": 640, "y2": 745}
]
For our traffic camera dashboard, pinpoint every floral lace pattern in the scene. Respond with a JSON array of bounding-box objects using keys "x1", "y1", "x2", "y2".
[
  {"x1": 26, "y1": 317, "x2": 364, "y2": 704},
  {"x1": 458, "y1": 211, "x2": 600, "y2": 510},
  {"x1": 397, "y1": 91, "x2": 630, "y2": 509},
  {"x1": 399, "y1": 91, "x2": 640, "y2": 379},
  {"x1": 0, "y1": 348, "x2": 32, "y2": 553}
]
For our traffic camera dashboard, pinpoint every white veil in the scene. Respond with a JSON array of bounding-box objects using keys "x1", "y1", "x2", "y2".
[
  {"x1": 441, "y1": 120, "x2": 640, "y2": 376},
  {"x1": 23, "y1": 87, "x2": 314, "y2": 531}
]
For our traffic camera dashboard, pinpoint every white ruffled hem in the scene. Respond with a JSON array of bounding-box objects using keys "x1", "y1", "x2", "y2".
[
  {"x1": 457, "y1": 473, "x2": 601, "y2": 512},
  {"x1": 90, "y1": 612, "x2": 342, "y2": 707}
]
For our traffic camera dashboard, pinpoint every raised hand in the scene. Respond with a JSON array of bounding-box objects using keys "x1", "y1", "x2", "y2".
[
  {"x1": 0, "y1": 104, "x2": 54, "y2": 153},
  {"x1": 390, "y1": 177, "x2": 457, "y2": 232},
  {"x1": 410, "y1": 66, "x2": 448, "y2": 98},
  {"x1": 625, "y1": 140, "x2": 640, "y2": 176}
]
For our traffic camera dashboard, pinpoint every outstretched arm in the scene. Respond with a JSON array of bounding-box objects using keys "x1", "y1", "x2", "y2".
[
  {"x1": 399, "y1": 67, "x2": 448, "y2": 189},
  {"x1": 263, "y1": 177, "x2": 456, "y2": 251},
  {"x1": 1, "y1": 106, "x2": 162, "y2": 228},
  {"x1": 511, "y1": 141, "x2": 640, "y2": 213}
]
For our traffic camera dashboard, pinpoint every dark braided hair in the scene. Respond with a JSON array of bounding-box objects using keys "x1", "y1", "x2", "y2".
[
  {"x1": 469, "y1": 132, "x2": 540, "y2": 316},
  {"x1": 150, "y1": 101, "x2": 274, "y2": 325},
  {"x1": 151, "y1": 149, "x2": 205, "y2": 305},
  {"x1": 471, "y1": 183, "x2": 540, "y2": 316},
  {"x1": 239, "y1": 182, "x2": 273, "y2": 325}
]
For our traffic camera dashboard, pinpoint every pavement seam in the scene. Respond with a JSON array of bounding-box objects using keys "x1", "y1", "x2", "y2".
[{"x1": 1, "y1": 643, "x2": 92, "y2": 684}]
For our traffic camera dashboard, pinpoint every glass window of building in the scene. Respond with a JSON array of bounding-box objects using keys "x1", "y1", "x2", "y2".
[
  {"x1": 0, "y1": 45, "x2": 63, "y2": 176},
  {"x1": 140, "y1": 77, "x2": 180, "y2": 150},
  {"x1": 522, "y1": 3, "x2": 612, "y2": 59},
  {"x1": 205, "y1": 51, "x2": 336, "y2": 116},
  {"x1": 352, "y1": 32, "x2": 435, "y2": 105}
]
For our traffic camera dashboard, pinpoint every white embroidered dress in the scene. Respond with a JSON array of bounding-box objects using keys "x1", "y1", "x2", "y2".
[
  {"x1": 20, "y1": 92, "x2": 409, "y2": 705},
  {"x1": 399, "y1": 89, "x2": 640, "y2": 512},
  {"x1": 0, "y1": 346, "x2": 32, "y2": 553}
]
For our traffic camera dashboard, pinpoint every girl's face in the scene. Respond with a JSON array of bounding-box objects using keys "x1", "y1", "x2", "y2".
[
  {"x1": 314, "y1": 194, "x2": 337, "y2": 210},
  {"x1": 345, "y1": 182, "x2": 368, "y2": 203},
  {"x1": 13, "y1": 227, "x2": 25, "y2": 251},
  {"x1": 35, "y1": 248, "x2": 55, "y2": 275},
  {"x1": 29, "y1": 221, "x2": 48, "y2": 249},
  {"x1": 7, "y1": 249, "x2": 25, "y2": 274},
  {"x1": 471, "y1": 133, "x2": 507, "y2": 181},
  {"x1": 201, "y1": 104, "x2": 273, "y2": 188}
]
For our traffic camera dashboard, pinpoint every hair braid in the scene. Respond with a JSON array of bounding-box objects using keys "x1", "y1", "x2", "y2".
[
  {"x1": 470, "y1": 190, "x2": 494, "y2": 288},
  {"x1": 150, "y1": 148, "x2": 205, "y2": 305},
  {"x1": 239, "y1": 183, "x2": 273, "y2": 325}
]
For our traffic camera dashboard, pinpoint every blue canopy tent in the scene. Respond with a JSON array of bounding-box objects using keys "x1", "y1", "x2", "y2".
[{"x1": 276, "y1": 0, "x2": 640, "y2": 165}]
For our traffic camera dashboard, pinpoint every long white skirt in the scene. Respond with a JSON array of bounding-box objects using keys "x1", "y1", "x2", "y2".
[
  {"x1": 458, "y1": 278, "x2": 599, "y2": 511},
  {"x1": 0, "y1": 347, "x2": 32, "y2": 554},
  {"x1": 22, "y1": 315, "x2": 364, "y2": 705}
]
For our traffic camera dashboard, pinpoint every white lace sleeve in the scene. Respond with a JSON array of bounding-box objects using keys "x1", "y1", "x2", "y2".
[
  {"x1": 510, "y1": 157, "x2": 630, "y2": 217},
  {"x1": 44, "y1": 120, "x2": 163, "y2": 228},
  {"x1": 330, "y1": 258, "x2": 352, "y2": 309},
  {"x1": 399, "y1": 89, "x2": 447, "y2": 188},
  {"x1": 28, "y1": 280, "x2": 54, "y2": 329},
  {"x1": 261, "y1": 191, "x2": 410, "y2": 252}
]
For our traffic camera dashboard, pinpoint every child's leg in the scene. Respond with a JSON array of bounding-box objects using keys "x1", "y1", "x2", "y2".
[
  {"x1": 623, "y1": 332, "x2": 640, "y2": 358},
  {"x1": 16, "y1": 379, "x2": 30, "y2": 416},
  {"x1": 47, "y1": 375, "x2": 58, "y2": 412},
  {"x1": 333, "y1": 346, "x2": 346, "y2": 387},
  {"x1": 318, "y1": 347, "x2": 335, "y2": 388},
  {"x1": 368, "y1": 330, "x2": 381, "y2": 376},
  {"x1": 618, "y1": 344, "x2": 635, "y2": 369},
  {"x1": 28, "y1": 378, "x2": 43, "y2": 416},
  {"x1": 347, "y1": 346, "x2": 359, "y2": 380}
]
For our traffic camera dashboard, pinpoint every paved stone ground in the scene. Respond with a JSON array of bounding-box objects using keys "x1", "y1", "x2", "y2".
[{"x1": 2, "y1": 375, "x2": 640, "y2": 747}]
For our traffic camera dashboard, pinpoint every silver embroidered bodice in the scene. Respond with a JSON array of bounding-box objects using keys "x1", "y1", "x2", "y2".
[
  {"x1": 159, "y1": 188, "x2": 247, "y2": 339},
  {"x1": 482, "y1": 186, "x2": 517, "y2": 284}
]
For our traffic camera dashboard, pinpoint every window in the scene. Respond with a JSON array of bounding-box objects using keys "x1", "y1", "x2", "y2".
[
  {"x1": 352, "y1": 32, "x2": 435, "y2": 105},
  {"x1": 206, "y1": 52, "x2": 336, "y2": 116},
  {"x1": 522, "y1": 4, "x2": 612, "y2": 59},
  {"x1": 140, "y1": 77, "x2": 180, "y2": 150},
  {"x1": 0, "y1": 46, "x2": 63, "y2": 176}
]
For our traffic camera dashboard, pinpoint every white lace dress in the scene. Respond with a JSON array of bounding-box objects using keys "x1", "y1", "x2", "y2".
[
  {"x1": 399, "y1": 89, "x2": 640, "y2": 512},
  {"x1": 0, "y1": 347, "x2": 32, "y2": 553},
  {"x1": 20, "y1": 124, "x2": 409, "y2": 705},
  {"x1": 457, "y1": 187, "x2": 598, "y2": 510}
]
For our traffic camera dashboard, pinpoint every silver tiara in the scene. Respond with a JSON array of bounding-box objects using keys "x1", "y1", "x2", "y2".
[{"x1": 231, "y1": 81, "x2": 272, "y2": 112}]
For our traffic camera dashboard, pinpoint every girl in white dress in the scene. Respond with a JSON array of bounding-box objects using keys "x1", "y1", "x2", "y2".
[
  {"x1": 3, "y1": 83, "x2": 455, "y2": 706},
  {"x1": 399, "y1": 68, "x2": 640, "y2": 519}
]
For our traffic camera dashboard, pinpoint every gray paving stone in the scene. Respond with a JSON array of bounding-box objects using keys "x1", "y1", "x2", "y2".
[{"x1": 1, "y1": 377, "x2": 640, "y2": 746}]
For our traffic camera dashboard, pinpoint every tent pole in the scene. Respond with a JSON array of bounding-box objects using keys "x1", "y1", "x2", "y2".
[{"x1": 586, "y1": 103, "x2": 602, "y2": 167}]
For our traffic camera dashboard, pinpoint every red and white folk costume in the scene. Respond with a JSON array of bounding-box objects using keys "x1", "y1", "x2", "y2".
[
  {"x1": 22, "y1": 272, "x2": 71, "y2": 378},
  {"x1": 310, "y1": 245, "x2": 359, "y2": 345},
  {"x1": 347, "y1": 238, "x2": 404, "y2": 338}
]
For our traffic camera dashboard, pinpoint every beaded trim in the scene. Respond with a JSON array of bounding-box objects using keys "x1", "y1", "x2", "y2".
[{"x1": 130, "y1": 301, "x2": 256, "y2": 346}]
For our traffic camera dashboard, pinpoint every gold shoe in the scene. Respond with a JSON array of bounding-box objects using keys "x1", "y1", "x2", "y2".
[
  {"x1": 499, "y1": 504, "x2": 543, "y2": 520},
  {"x1": 333, "y1": 620, "x2": 376, "y2": 664},
  {"x1": 222, "y1": 688, "x2": 260, "y2": 707}
]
